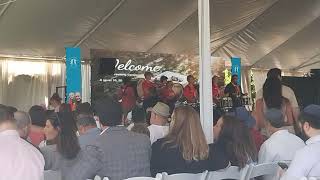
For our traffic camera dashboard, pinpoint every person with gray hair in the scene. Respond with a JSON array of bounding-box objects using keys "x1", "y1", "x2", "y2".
[
  {"x1": 76, "y1": 115, "x2": 101, "y2": 148},
  {"x1": 14, "y1": 111, "x2": 31, "y2": 140}
]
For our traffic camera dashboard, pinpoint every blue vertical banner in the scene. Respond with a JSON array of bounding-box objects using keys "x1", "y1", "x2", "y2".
[
  {"x1": 66, "y1": 47, "x2": 82, "y2": 101},
  {"x1": 231, "y1": 57, "x2": 241, "y2": 85}
]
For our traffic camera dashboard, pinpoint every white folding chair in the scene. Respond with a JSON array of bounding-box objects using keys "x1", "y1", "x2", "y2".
[
  {"x1": 44, "y1": 170, "x2": 61, "y2": 180},
  {"x1": 161, "y1": 171, "x2": 208, "y2": 180},
  {"x1": 206, "y1": 165, "x2": 249, "y2": 180},
  {"x1": 124, "y1": 174, "x2": 162, "y2": 180},
  {"x1": 244, "y1": 163, "x2": 280, "y2": 180},
  {"x1": 87, "y1": 175, "x2": 109, "y2": 180}
]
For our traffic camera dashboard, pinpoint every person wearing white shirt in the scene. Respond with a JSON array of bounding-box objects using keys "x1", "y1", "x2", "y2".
[
  {"x1": 148, "y1": 102, "x2": 170, "y2": 144},
  {"x1": 0, "y1": 105, "x2": 44, "y2": 180},
  {"x1": 259, "y1": 108, "x2": 305, "y2": 180},
  {"x1": 281, "y1": 105, "x2": 320, "y2": 180}
]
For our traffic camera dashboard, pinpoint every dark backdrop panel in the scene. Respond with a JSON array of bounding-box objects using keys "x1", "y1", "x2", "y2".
[{"x1": 282, "y1": 76, "x2": 320, "y2": 108}]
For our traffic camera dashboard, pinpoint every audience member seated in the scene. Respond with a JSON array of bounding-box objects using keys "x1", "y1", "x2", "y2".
[
  {"x1": 259, "y1": 109, "x2": 305, "y2": 180},
  {"x1": 76, "y1": 115, "x2": 100, "y2": 148},
  {"x1": 127, "y1": 107, "x2": 147, "y2": 130},
  {"x1": 148, "y1": 102, "x2": 170, "y2": 144},
  {"x1": 151, "y1": 106, "x2": 229, "y2": 176},
  {"x1": 227, "y1": 107, "x2": 266, "y2": 151},
  {"x1": 254, "y1": 78, "x2": 296, "y2": 133},
  {"x1": 39, "y1": 112, "x2": 60, "y2": 147},
  {"x1": 14, "y1": 111, "x2": 31, "y2": 140},
  {"x1": 75, "y1": 102, "x2": 94, "y2": 118},
  {"x1": 81, "y1": 98, "x2": 151, "y2": 180},
  {"x1": 0, "y1": 105, "x2": 44, "y2": 180},
  {"x1": 213, "y1": 115, "x2": 257, "y2": 168},
  {"x1": 131, "y1": 123, "x2": 150, "y2": 137},
  {"x1": 41, "y1": 112, "x2": 84, "y2": 180},
  {"x1": 281, "y1": 105, "x2": 320, "y2": 180},
  {"x1": 6, "y1": 106, "x2": 17, "y2": 117},
  {"x1": 29, "y1": 105, "x2": 46, "y2": 146}
]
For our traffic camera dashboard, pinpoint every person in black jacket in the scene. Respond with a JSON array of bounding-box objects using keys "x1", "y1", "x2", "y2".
[
  {"x1": 224, "y1": 74, "x2": 247, "y2": 107},
  {"x1": 150, "y1": 106, "x2": 229, "y2": 176}
]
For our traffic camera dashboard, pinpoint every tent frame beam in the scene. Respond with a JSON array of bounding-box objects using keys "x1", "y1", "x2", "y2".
[
  {"x1": 251, "y1": 17, "x2": 318, "y2": 68},
  {"x1": 0, "y1": 0, "x2": 14, "y2": 20},
  {"x1": 73, "y1": 0, "x2": 127, "y2": 47},
  {"x1": 211, "y1": 0, "x2": 280, "y2": 56}
]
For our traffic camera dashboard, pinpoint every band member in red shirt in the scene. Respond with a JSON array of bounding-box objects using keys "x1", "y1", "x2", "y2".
[
  {"x1": 142, "y1": 72, "x2": 156, "y2": 99},
  {"x1": 212, "y1": 75, "x2": 221, "y2": 104},
  {"x1": 183, "y1": 75, "x2": 198, "y2": 103},
  {"x1": 160, "y1": 81, "x2": 176, "y2": 113},
  {"x1": 159, "y1": 76, "x2": 168, "y2": 89},
  {"x1": 117, "y1": 77, "x2": 137, "y2": 115},
  {"x1": 160, "y1": 81, "x2": 176, "y2": 104}
]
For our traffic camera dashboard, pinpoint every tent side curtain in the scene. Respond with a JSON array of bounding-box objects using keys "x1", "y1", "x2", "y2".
[{"x1": 0, "y1": 58, "x2": 91, "y2": 111}]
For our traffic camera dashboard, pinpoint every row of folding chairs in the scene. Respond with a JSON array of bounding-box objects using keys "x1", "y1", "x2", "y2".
[{"x1": 88, "y1": 162, "x2": 281, "y2": 180}]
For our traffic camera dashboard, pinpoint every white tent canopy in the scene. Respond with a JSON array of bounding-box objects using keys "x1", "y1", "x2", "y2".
[{"x1": 0, "y1": 0, "x2": 320, "y2": 71}]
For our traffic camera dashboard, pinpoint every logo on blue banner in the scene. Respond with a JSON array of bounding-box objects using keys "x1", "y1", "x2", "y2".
[
  {"x1": 66, "y1": 47, "x2": 82, "y2": 100},
  {"x1": 231, "y1": 57, "x2": 241, "y2": 85}
]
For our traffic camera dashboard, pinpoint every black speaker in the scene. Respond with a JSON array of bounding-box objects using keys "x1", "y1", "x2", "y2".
[{"x1": 98, "y1": 58, "x2": 116, "y2": 75}]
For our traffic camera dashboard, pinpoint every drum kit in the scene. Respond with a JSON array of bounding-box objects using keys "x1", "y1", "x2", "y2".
[
  {"x1": 181, "y1": 96, "x2": 251, "y2": 113},
  {"x1": 172, "y1": 82, "x2": 251, "y2": 112},
  {"x1": 216, "y1": 95, "x2": 251, "y2": 112}
]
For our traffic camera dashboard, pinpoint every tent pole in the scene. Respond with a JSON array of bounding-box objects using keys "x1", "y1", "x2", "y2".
[{"x1": 198, "y1": 0, "x2": 213, "y2": 143}]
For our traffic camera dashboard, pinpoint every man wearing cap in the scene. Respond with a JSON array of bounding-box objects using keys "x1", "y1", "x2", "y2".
[
  {"x1": 258, "y1": 108, "x2": 305, "y2": 180},
  {"x1": 148, "y1": 102, "x2": 170, "y2": 144},
  {"x1": 281, "y1": 105, "x2": 320, "y2": 180}
]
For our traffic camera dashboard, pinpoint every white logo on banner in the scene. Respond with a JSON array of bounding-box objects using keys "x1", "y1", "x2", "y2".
[
  {"x1": 70, "y1": 57, "x2": 77, "y2": 65},
  {"x1": 115, "y1": 59, "x2": 162, "y2": 72}
]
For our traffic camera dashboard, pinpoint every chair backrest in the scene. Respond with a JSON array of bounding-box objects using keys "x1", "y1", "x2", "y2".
[
  {"x1": 87, "y1": 175, "x2": 109, "y2": 180},
  {"x1": 244, "y1": 163, "x2": 280, "y2": 180},
  {"x1": 44, "y1": 170, "x2": 61, "y2": 180},
  {"x1": 206, "y1": 165, "x2": 249, "y2": 180},
  {"x1": 162, "y1": 171, "x2": 208, "y2": 180},
  {"x1": 124, "y1": 176, "x2": 161, "y2": 180}
]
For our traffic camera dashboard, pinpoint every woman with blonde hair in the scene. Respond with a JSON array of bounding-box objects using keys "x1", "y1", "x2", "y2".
[{"x1": 150, "y1": 106, "x2": 229, "y2": 176}]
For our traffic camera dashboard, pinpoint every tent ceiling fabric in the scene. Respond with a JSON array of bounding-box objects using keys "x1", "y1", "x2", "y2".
[{"x1": 0, "y1": 0, "x2": 320, "y2": 71}]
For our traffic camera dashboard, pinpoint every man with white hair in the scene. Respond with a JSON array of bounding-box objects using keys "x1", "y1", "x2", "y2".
[{"x1": 14, "y1": 111, "x2": 31, "y2": 140}]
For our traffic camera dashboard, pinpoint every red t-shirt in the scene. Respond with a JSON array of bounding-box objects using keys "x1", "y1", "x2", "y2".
[
  {"x1": 118, "y1": 85, "x2": 136, "y2": 112},
  {"x1": 160, "y1": 87, "x2": 175, "y2": 103},
  {"x1": 212, "y1": 84, "x2": 220, "y2": 98},
  {"x1": 183, "y1": 84, "x2": 197, "y2": 103},
  {"x1": 142, "y1": 80, "x2": 155, "y2": 99}
]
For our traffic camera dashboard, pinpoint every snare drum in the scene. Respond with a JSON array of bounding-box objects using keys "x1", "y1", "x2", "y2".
[
  {"x1": 218, "y1": 97, "x2": 233, "y2": 108},
  {"x1": 240, "y1": 96, "x2": 251, "y2": 106}
]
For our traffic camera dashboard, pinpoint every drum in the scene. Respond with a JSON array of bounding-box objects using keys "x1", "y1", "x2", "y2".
[
  {"x1": 172, "y1": 83, "x2": 184, "y2": 99},
  {"x1": 218, "y1": 97, "x2": 233, "y2": 108},
  {"x1": 240, "y1": 96, "x2": 251, "y2": 106}
]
